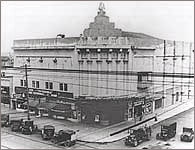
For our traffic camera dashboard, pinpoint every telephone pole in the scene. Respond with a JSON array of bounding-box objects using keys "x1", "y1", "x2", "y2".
[{"x1": 25, "y1": 64, "x2": 30, "y2": 120}]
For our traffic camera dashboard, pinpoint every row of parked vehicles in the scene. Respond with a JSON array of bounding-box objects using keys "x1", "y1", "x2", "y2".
[
  {"x1": 2, "y1": 114, "x2": 194, "y2": 147},
  {"x1": 1, "y1": 114, "x2": 78, "y2": 147},
  {"x1": 124, "y1": 122, "x2": 194, "y2": 147}
]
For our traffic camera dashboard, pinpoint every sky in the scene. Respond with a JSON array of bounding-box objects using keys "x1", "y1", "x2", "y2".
[{"x1": 1, "y1": 1, "x2": 194, "y2": 55}]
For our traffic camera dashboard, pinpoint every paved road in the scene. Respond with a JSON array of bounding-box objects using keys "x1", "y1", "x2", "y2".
[{"x1": 1, "y1": 107, "x2": 194, "y2": 149}]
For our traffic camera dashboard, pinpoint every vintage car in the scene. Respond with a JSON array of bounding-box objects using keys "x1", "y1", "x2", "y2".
[
  {"x1": 156, "y1": 122, "x2": 177, "y2": 141},
  {"x1": 41, "y1": 125, "x2": 55, "y2": 140},
  {"x1": 21, "y1": 120, "x2": 38, "y2": 135},
  {"x1": 1, "y1": 114, "x2": 10, "y2": 127},
  {"x1": 51, "y1": 129, "x2": 78, "y2": 147},
  {"x1": 10, "y1": 119, "x2": 23, "y2": 132},
  {"x1": 180, "y1": 127, "x2": 194, "y2": 142},
  {"x1": 125, "y1": 125, "x2": 152, "y2": 147}
]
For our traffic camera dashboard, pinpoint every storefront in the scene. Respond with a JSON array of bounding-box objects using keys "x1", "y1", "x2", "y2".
[
  {"x1": 78, "y1": 99, "x2": 127, "y2": 125},
  {"x1": 37, "y1": 101, "x2": 57, "y2": 117},
  {"x1": 50, "y1": 103, "x2": 72, "y2": 119},
  {"x1": 1, "y1": 86, "x2": 10, "y2": 104}
]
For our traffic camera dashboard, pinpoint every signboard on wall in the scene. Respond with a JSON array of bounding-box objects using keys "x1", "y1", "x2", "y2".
[{"x1": 144, "y1": 101, "x2": 153, "y2": 114}]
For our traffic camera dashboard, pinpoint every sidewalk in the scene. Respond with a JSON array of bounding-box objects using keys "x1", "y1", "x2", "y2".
[{"x1": 77, "y1": 99, "x2": 194, "y2": 143}]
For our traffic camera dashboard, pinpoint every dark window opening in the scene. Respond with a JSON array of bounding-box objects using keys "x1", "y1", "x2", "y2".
[
  {"x1": 49, "y1": 82, "x2": 53, "y2": 89},
  {"x1": 20, "y1": 80, "x2": 23, "y2": 86},
  {"x1": 32, "y1": 81, "x2": 35, "y2": 88},
  {"x1": 45, "y1": 82, "x2": 49, "y2": 89},
  {"x1": 64, "y1": 84, "x2": 68, "y2": 91},
  {"x1": 59, "y1": 83, "x2": 63, "y2": 91},
  {"x1": 36, "y1": 81, "x2": 39, "y2": 88}
]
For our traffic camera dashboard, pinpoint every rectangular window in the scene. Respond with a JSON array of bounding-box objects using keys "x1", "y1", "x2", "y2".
[
  {"x1": 176, "y1": 92, "x2": 179, "y2": 101},
  {"x1": 20, "y1": 80, "x2": 23, "y2": 86},
  {"x1": 24, "y1": 80, "x2": 27, "y2": 87},
  {"x1": 90, "y1": 52, "x2": 98, "y2": 59},
  {"x1": 111, "y1": 53, "x2": 118, "y2": 59},
  {"x1": 64, "y1": 83, "x2": 68, "y2": 91},
  {"x1": 32, "y1": 81, "x2": 35, "y2": 88},
  {"x1": 81, "y1": 53, "x2": 88, "y2": 59},
  {"x1": 49, "y1": 82, "x2": 53, "y2": 89},
  {"x1": 59, "y1": 83, "x2": 68, "y2": 91},
  {"x1": 100, "y1": 52, "x2": 108, "y2": 59},
  {"x1": 138, "y1": 74, "x2": 142, "y2": 82},
  {"x1": 137, "y1": 72, "x2": 152, "y2": 82},
  {"x1": 59, "y1": 83, "x2": 63, "y2": 91},
  {"x1": 45, "y1": 82, "x2": 49, "y2": 89},
  {"x1": 155, "y1": 99, "x2": 162, "y2": 109},
  {"x1": 36, "y1": 81, "x2": 39, "y2": 88}
]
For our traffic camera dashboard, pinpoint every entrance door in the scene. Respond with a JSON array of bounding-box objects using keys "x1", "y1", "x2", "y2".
[{"x1": 134, "y1": 104, "x2": 143, "y2": 118}]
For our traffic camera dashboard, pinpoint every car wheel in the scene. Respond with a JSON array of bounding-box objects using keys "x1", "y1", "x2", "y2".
[
  {"x1": 134, "y1": 140, "x2": 138, "y2": 147},
  {"x1": 183, "y1": 135, "x2": 188, "y2": 142},
  {"x1": 156, "y1": 134, "x2": 160, "y2": 140}
]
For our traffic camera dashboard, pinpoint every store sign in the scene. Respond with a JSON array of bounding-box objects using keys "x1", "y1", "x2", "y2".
[
  {"x1": 134, "y1": 101, "x2": 144, "y2": 106},
  {"x1": 144, "y1": 101, "x2": 153, "y2": 114}
]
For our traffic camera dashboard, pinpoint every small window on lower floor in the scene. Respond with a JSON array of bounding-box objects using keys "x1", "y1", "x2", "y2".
[
  {"x1": 64, "y1": 83, "x2": 68, "y2": 91},
  {"x1": 32, "y1": 81, "x2": 35, "y2": 88},
  {"x1": 59, "y1": 83, "x2": 63, "y2": 91},
  {"x1": 45, "y1": 82, "x2": 49, "y2": 89},
  {"x1": 36, "y1": 81, "x2": 39, "y2": 88},
  {"x1": 59, "y1": 83, "x2": 68, "y2": 91},
  {"x1": 20, "y1": 80, "x2": 24, "y2": 86},
  {"x1": 49, "y1": 82, "x2": 53, "y2": 89},
  {"x1": 176, "y1": 92, "x2": 179, "y2": 101}
]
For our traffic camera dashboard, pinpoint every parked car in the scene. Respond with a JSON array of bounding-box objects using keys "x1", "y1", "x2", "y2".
[
  {"x1": 156, "y1": 122, "x2": 177, "y2": 141},
  {"x1": 1, "y1": 114, "x2": 9, "y2": 127},
  {"x1": 51, "y1": 129, "x2": 78, "y2": 147},
  {"x1": 10, "y1": 119, "x2": 23, "y2": 132},
  {"x1": 41, "y1": 125, "x2": 55, "y2": 140},
  {"x1": 21, "y1": 120, "x2": 38, "y2": 135},
  {"x1": 125, "y1": 125, "x2": 152, "y2": 147},
  {"x1": 180, "y1": 127, "x2": 194, "y2": 142}
]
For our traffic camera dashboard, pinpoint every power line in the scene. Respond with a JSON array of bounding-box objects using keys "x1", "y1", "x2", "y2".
[{"x1": 3, "y1": 66, "x2": 194, "y2": 78}]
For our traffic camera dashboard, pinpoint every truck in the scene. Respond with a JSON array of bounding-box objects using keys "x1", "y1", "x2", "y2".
[
  {"x1": 1, "y1": 114, "x2": 10, "y2": 127},
  {"x1": 41, "y1": 125, "x2": 55, "y2": 140},
  {"x1": 180, "y1": 127, "x2": 194, "y2": 142},
  {"x1": 51, "y1": 129, "x2": 78, "y2": 147},
  {"x1": 124, "y1": 125, "x2": 152, "y2": 147},
  {"x1": 156, "y1": 122, "x2": 177, "y2": 141}
]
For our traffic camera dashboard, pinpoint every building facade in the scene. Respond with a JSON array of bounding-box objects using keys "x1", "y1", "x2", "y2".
[{"x1": 11, "y1": 4, "x2": 194, "y2": 125}]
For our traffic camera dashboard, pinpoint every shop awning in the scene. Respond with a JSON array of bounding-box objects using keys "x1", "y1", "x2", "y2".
[
  {"x1": 23, "y1": 100, "x2": 40, "y2": 108},
  {"x1": 50, "y1": 103, "x2": 71, "y2": 113},
  {"x1": 37, "y1": 102, "x2": 57, "y2": 110}
]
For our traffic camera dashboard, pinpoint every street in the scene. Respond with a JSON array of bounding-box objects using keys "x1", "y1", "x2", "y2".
[{"x1": 1, "y1": 104, "x2": 194, "y2": 149}]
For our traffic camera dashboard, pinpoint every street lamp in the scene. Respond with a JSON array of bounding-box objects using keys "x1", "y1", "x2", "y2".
[{"x1": 55, "y1": 34, "x2": 65, "y2": 45}]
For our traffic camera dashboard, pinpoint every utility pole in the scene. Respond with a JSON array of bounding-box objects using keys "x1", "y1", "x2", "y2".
[
  {"x1": 25, "y1": 64, "x2": 30, "y2": 120},
  {"x1": 162, "y1": 40, "x2": 166, "y2": 108}
]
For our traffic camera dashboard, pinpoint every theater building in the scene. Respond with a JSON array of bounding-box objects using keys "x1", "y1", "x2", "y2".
[{"x1": 11, "y1": 3, "x2": 194, "y2": 125}]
